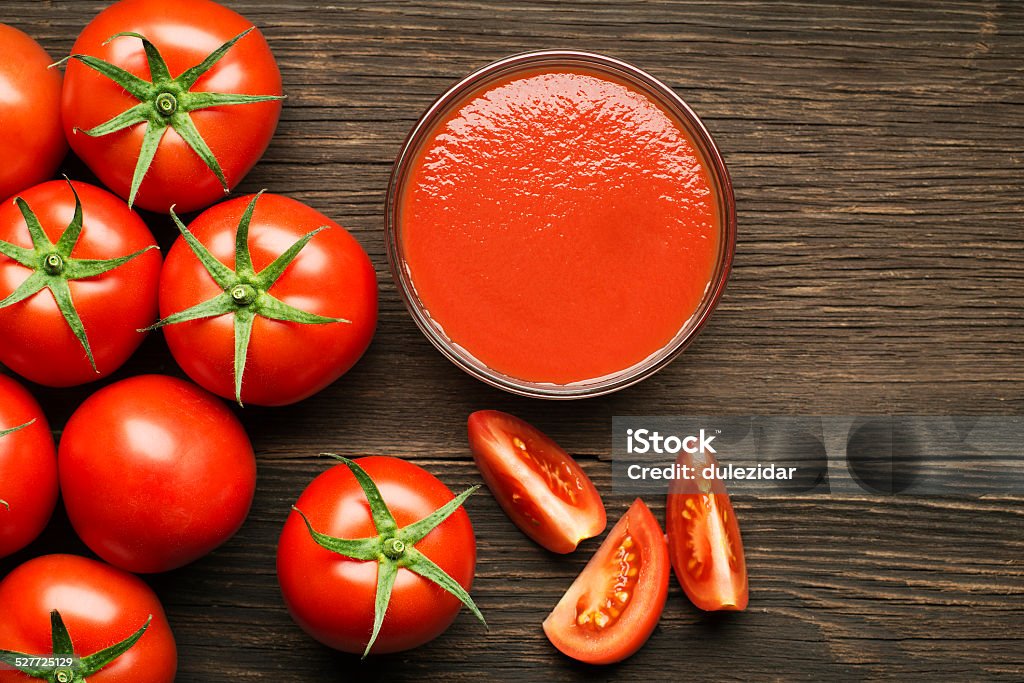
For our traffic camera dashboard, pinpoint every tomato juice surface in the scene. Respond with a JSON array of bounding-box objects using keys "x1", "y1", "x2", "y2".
[{"x1": 398, "y1": 63, "x2": 724, "y2": 387}]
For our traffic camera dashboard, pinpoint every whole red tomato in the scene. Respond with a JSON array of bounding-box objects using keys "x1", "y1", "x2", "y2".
[
  {"x1": 0, "y1": 554, "x2": 176, "y2": 683},
  {"x1": 278, "y1": 456, "x2": 484, "y2": 655},
  {"x1": 0, "y1": 25, "x2": 66, "y2": 202},
  {"x1": 155, "y1": 193, "x2": 377, "y2": 406},
  {"x1": 0, "y1": 180, "x2": 161, "y2": 387},
  {"x1": 60, "y1": 0, "x2": 283, "y2": 212},
  {"x1": 59, "y1": 375, "x2": 257, "y2": 573},
  {"x1": 0, "y1": 375, "x2": 57, "y2": 559}
]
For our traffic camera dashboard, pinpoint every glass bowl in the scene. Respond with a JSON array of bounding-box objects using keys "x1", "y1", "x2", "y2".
[{"x1": 386, "y1": 50, "x2": 736, "y2": 399}]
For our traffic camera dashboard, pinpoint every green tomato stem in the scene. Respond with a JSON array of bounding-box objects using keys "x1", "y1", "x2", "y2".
[
  {"x1": 382, "y1": 537, "x2": 406, "y2": 560},
  {"x1": 0, "y1": 610, "x2": 152, "y2": 680},
  {"x1": 43, "y1": 253, "x2": 64, "y2": 275},
  {"x1": 154, "y1": 92, "x2": 178, "y2": 116},
  {"x1": 231, "y1": 283, "x2": 258, "y2": 307}
]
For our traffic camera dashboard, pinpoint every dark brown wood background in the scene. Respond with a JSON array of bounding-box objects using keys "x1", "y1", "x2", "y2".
[{"x1": 2, "y1": 1, "x2": 1022, "y2": 680}]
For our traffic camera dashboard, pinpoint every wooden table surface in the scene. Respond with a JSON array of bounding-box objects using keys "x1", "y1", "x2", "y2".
[{"x1": 2, "y1": 1, "x2": 1022, "y2": 680}]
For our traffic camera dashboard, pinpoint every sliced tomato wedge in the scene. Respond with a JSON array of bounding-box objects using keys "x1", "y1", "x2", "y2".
[
  {"x1": 543, "y1": 498, "x2": 669, "y2": 665},
  {"x1": 468, "y1": 410, "x2": 606, "y2": 553},
  {"x1": 666, "y1": 450, "x2": 749, "y2": 611}
]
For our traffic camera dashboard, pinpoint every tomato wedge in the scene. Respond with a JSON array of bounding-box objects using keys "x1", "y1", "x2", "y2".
[
  {"x1": 468, "y1": 410, "x2": 605, "y2": 553},
  {"x1": 666, "y1": 450, "x2": 749, "y2": 611},
  {"x1": 543, "y1": 498, "x2": 668, "y2": 664}
]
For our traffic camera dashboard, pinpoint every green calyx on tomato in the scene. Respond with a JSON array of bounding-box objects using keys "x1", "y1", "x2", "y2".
[
  {"x1": 292, "y1": 455, "x2": 487, "y2": 657},
  {"x1": 145, "y1": 192, "x2": 350, "y2": 406},
  {"x1": 0, "y1": 609, "x2": 151, "y2": 682},
  {"x1": 0, "y1": 418, "x2": 35, "y2": 510},
  {"x1": 0, "y1": 180, "x2": 156, "y2": 373},
  {"x1": 55, "y1": 29, "x2": 284, "y2": 208}
]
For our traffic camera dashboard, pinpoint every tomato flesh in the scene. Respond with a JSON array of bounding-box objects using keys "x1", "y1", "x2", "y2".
[
  {"x1": 543, "y1": 498, "x2": 668, "y2": 664},
  {"x1": 572, "y1": 527, "x2": 641, "y2": 631},
  {"x1": 666, "y1": 451, "x2": 749, "y2": 611},
  {"x1": 469, "y1": 410, "x2": 605, "y2": 554}
]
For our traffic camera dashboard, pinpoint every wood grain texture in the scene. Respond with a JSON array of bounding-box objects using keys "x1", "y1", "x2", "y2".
[{"x1": 1, "y1": 0, "x2": 1022, "y2": 680}]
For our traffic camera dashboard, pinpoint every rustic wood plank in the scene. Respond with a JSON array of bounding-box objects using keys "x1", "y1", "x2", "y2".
[{"x1": 1, "y1": 0, "x2": 1022, "y2": 680}]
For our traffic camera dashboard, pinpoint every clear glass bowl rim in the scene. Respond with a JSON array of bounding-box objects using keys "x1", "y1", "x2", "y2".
[{"x1": 385, "y1": 49, "x2": 738, "y2": 399}]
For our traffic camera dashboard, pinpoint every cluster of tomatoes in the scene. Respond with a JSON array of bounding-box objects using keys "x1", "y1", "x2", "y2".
[
  {"x1": 1, "y1": 0, "x2": 392, "y2": 678},
  {"x1": 1, "y1": 0, "x2": 376, "y2": 403},
  {"x1": 0, "y1": 0, "x2": 750, "y2": 678}
]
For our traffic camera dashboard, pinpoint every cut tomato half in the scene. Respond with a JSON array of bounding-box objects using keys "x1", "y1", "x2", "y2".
[
  {"x1": 666, "y1": 450, "x2": 749, "y2": 611},
  {"x1": 543, "y1": 498, "x2": 669, "y2": 664},
  {"x1": 468, "y1": 410, "x2": 606, "y2": 553}
]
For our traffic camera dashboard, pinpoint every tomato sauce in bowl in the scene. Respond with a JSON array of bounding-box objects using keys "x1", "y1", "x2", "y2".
[{"x1": 388, "y1": 51, "x2": 735, "y2": 398}]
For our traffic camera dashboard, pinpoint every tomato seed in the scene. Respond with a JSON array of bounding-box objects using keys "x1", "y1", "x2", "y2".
[{"x1": 573, "y1": 532, "x2": 641, "y2": 631}]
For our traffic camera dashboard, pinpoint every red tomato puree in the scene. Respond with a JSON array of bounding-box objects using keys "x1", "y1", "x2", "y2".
[{"x1": 400, "y1": 68, "x2": 721, "y2": 384}]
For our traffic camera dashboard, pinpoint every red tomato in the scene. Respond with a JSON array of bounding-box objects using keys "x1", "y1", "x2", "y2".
[
  {"x1": 543, "y1": 498, "x2": 669, "y2": 665},
  {"x1": 61, "y1": 0, "x2": 283, "y2": 213},
  {"x1": 0, "y1": 375, "x2": 57, "y2": 559},
  {"x1": 58, "y1": 375, "x2": 257, "y2": 573},
  {"x1": 157, "y1": 193, "x2": 377, "y2": 406},
  {"x1": 0, "y1": 554, "x2": 176, "y2": 683},
  {"x1": 278, "y1": 456, "x2": 480, "y2": 655},
  {"x1": 666, "y1": 450, "x2": 749, "y2": 611},
  {"x1": 468, "y1": 410, "x2": 605, "y2": 553},
  {"x1": 0, "y1": 180, "x2": 161, "y2": 387},
  {"x1": 0, "y1": 25, "x2": 66, "y2": 202}
]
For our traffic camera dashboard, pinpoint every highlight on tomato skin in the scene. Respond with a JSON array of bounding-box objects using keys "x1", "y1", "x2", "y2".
[
  {"x1": 666, "y1": 450, "x2": 750, "y2": 612},
  {"x1": 0, "y1": 24, "x2": 67, "y2": 203},
  {"x1": 468, "y1": 410, "x2": 606, "y2": 554},
  {"x1": 58, "y1": 375, "x2": 257, "y2": 574},
  {"x1": 543, "y1": 498, "x2": 669, "y2": 665}
]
